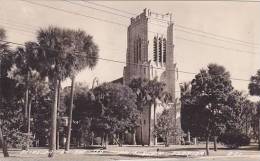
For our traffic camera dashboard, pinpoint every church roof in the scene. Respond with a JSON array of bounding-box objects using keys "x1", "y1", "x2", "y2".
[{"x1": 111, "y1": 77, "x2": 123, "y2": 84}]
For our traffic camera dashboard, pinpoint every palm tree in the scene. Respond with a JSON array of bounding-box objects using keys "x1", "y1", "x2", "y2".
[
  {"x1": 36, "y1": 26, "x2": 72, "y2": 157},
  {"x1": 36, "y1": 26, "x2": 98, "y2": 156},
  {"x1": 64, "y1": 29, "x2": 99, "y2": 152}
]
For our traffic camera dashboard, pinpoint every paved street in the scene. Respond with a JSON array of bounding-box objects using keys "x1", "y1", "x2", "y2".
[
  {"x1": 0, "y1": 144, "x2": 259, "y2": 161},
  {"x1": 0, "y1": 153, "x2": 259, "y2": 161}
]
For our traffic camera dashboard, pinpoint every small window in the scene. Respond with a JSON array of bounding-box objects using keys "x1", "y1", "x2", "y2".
[
  {"x1": 143, "y1": 120, "x2": 146, "y2": 125},
  {"x1": 144, "y1": 68, "x2": 146, "y2": 75}
]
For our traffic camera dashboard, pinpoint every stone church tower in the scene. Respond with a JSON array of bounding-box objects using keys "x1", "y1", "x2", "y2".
[{"x1": 123, "y1": 9, "x2": 181, "y2": 145}]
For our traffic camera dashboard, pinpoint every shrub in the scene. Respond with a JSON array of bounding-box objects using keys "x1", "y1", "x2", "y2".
[{"x1": 218, "y1": 131, "x2": 250, "y2": 149}]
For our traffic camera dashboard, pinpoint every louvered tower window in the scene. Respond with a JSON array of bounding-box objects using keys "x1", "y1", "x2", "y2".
[
  {"x1": 163, "y1": 38, "x2": 166, "y2": 63},
  {"x1": 133, "y1": 40, "x2": 136, "y2": 63},
  {"x1": 153, "y1": 37, "x2": 157, "y2": 62},
  {"x1": 158, "y1": 38, "x2": 162, "y2": 62},
  {"x1": 138, "y1": 38, "x2": 141, "y2": 61}
]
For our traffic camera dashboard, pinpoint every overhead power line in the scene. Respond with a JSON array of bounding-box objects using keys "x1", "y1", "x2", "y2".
[
  {"x1": 176, "y1": 36, "x2": 259, "y2": 55},
  {"x1": 1, "y1": 2, "x2": 259, "y2": 56},
  {"x1": 0, "y1": 24, "x2": 35, "y2": 37},
  {"x1": 0, "y1": 39, "x2": 251, "y2": 82},
  {"x1": 2, "y1": 1, "x2": 260, "y2": 56},
  {"x1": 2, "y1": 17, "x2": 258, "y2": 56},
  {"x1": 65, "y1": 0, "x2": 131, "y2": 19},
  {"x1": 175, "y1": 24, "x2": 260, "y2": 46},
  {"x1": 83, "y1": 0, "x2": 136, "y2": 16},
  {"x1": 80, "y1": 0, "x2": 260, "y2": 47},
  {"x1": 21, "y1": 0, "x2": 128, "y2": 27},
  {"x1": 175, "y1": 28, "x2": 259, "y2": 48},
  {"x1": 21, "y1": 0, "x2": 260, "y2": 49}
]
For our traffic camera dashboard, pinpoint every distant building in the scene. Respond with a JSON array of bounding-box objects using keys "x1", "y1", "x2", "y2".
[{"x1": 123, "y1": 9, "x2": 181, "y2": 145}]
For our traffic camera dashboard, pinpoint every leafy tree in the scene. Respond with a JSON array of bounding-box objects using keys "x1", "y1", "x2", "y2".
[
  {"x1": 180, "y1": 82, "x2": 193, "y2": 142},
  {"x1": 216, "y1": 90, "x2": 255, "y2": 149},
  {"x1": 30, "y1": 89, "x2": 52, "y2": 147},
  {"x1": 189, "y1": 64, "x2": 233, "y2": 155},
  {"x1": 251, "y1": 102, "x2": 260, "y2": 142},
  {"x1": 8, "y1": 42, "x2": 48, "y2": 150},
  {"x1": 0, "y1": 28, "x2": 12, "y2": 157},
  {"x1": 248, "y1": 69, "x2": 260, "y2": 150},
  {"x1": 91, "y1": 83, "x2": 138, "y2": 147},
  {"x1": 225, "y1": 90, "x2": 255, "y2": 134},
  {"x1": 218, "y1": 129, "x2": 250, "y2": 149},
  {"x1": 155, "y1": 108, "x2": 175, "y2": 147}
]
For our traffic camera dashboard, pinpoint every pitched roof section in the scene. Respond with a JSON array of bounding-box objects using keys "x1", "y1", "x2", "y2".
[{"x1": 111, "y1": 77, "x2": 123, "y2": 84}]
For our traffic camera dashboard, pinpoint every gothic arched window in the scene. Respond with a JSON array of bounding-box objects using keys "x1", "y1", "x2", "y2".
[
  {"x1": 158, "y1": 38, "x2": 162, "y2": 62},
  {"x1": 163, "y1": 38, "x2": 166, "y2": 63},
  {"x1": 153, "y1": 37, "x2": 157, "y2": 62}
]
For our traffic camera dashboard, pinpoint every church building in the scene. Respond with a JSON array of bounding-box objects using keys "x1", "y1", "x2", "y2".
[{"x1": 122, "y1": 9, "x2": 181, "y2": 145}]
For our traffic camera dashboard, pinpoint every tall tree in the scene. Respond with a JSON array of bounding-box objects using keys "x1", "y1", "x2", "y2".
[
  {"x1": 36, "y1": 26, "x2": 74, "y2": 157},
  {"x1": 190, "y1": 64, "x2": 233, "y2": 155},
  {"x1": 248, "y1": 69, "x2": 260, "y2": 150},
  {"x1": 64, "y1": 29, "x2": 99, "y2": 152}
]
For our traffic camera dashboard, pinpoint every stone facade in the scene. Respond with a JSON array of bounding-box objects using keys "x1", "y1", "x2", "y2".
[{"x1": 123, "y1": 9, "x2": 181, "y2": 145}]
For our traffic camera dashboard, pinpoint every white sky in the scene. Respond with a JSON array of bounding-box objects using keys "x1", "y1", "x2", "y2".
[{"x1": 1, "y1": 0, "x2": 260, "y2": 99}]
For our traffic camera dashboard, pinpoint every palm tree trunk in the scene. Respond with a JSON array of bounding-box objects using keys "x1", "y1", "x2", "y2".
[
  {"x1": 153, "y1": 101, "x2": 157, "y2": 145},
  {"x1": 165, "y1": 132, "x2": 168, "y2": 147},
  {"x1": 0, "y1": 124, "x2": 9, "y2": 157},
  {"x1": 140, "y1": 119, "x2": 143, "y2": 146},
  {"x1": 91, "y1": 131, "x2": 94, "y2": 145},
  {"x1": 27, "y1": 97, "x2": 32, "y2": 150},
  {"x1": 25, "y1": 88, "x2": 29, "y2": 122},
  {"x1": 206, "y1": 134, "x2": 210, "y2": 156},
  {"x1": 132, "y1": 129, "x2": 136, "y2": 145},
  {"x1": 65, "y1": 76, "x2": 75, "y2": 152},
  {"x1": 48, "y1": 80, "x2": 58, "y2": 158},
  {"x1": 56, "y1": 80, "x2": 61, "y2": 150},
  {"x1": 105, "y1": 133, "x2": 108, "y2": 149},
  {"x1": 101, "y1": 134, "x2": 104, "y2": 146},
  {"x1": 187, "y1": 130, "x2": 191, "y2": 143},
  {"x1": 24, "y1": 72, "x2": 29, "y2": 150},
  {"x1": 148, "y1": 104, "x2": 151, "y2": 146},
  {"x1": 213, "y1": 136, "x2": 217, "y2": 151}
]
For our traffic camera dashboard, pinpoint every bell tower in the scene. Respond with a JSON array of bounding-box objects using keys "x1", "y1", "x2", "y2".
[
  {"x1": 123, "y1": 9, "x2": 180, "y2": 145},
  {"x1": 123, "y1": 8, "x2": 175, "y2": 99}
]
